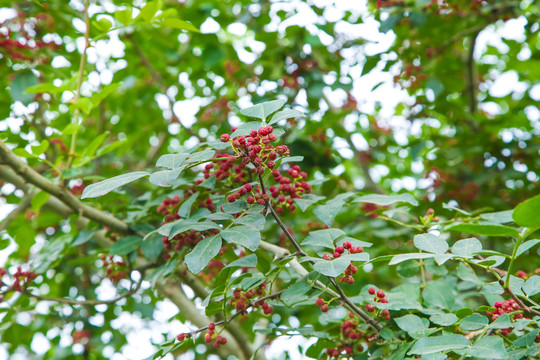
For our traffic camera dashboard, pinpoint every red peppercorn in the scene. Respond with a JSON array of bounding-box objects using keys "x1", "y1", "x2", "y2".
[
  {"x1": 320, "y1": 304, "x2": 329, "y2": 312},
  {"x1": 368, "y1": 287, "x2": 376, "y2": 295},
  {"x1": 220, "y1": 134, "x2": 230, "y2": 142}
]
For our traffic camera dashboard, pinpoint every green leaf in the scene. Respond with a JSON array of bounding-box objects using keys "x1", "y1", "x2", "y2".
[
  {"x1": 157, "y1": 18, "x2": 199, "y2": 32},
  {"x1": 268, "y1": 108, "x2": 305, "y2": 125},
  {"x1": 184, "y1": 235, "x2": 222, "y2": 274},
  {"x1": 480, "y1": 210, "x2": 514, "y2": 224},
  {"x1": 156, "y1": 153, "x2": 189, "y2": 169},
  {"x1": 81, "y1": 171, "x2": 150, "y2": 198},
  {"x1": 10, "y1": 70, "x2": 38, "y2": 105},
  {"x1": 167, "y1": 220, "x2": 220, "y2": 239},
  {"x1": 523, "y1": 275, "x2": 540, "y2": 296},
  {"x1": 240, "y1": 99, "x2": 287, "y2": 121},
  {"x1": 149, "y1": 170, "x2": 172, "y2": 187},
  {"x1": 409, "y1": 335, "x2": 470, "y2": 355},
  {"x1": 220, "y1": 226, "x2": 260, "y2": 251},
  {"x1": 430, "y1": 313, "x2": 458, "y2": 326},
  {"x1": 302, "y1": 229, "x2": 345, "y2": 249},
  {"x1": 178, "y1": 192, "x2": 198, "y2": 218},
  {"x1": 447, "y1": 223, "x2": 519, "y2": 237},
  {"x1": 394, "y1": 314, "x2": 429, "y2": 339},
  {"x1": 224, "y1": 254, "x2": 257, "y2": 269},
  {"x1": 280, "y1": 281, "x2": 312, "y2": 306},
  {"x1": 31, "y1": 140, "x2": 49, "y2": 156},
  {"x1": 140, "y1": 232, "x2": 163, "y2": 262},
  {"x1": 413, "y1": 233, "x2": 448, "y2": 254},
  {"x1": 230, "y1": 121, "x2": 262, "y2": 138},
  {"x1": 451, "y1": 238, "x2": 482, "y2": 257},
  {"x1": 389, "y1": 253, "x2": 436, "y2": 265},
  {"x1": 110, "y1": 236, "x2": 142, "y2": 255},
  {"x1": 294, "y1": 194, "x2": 325, "y2": 212},
  {"x1": 31, "y1": 191, "x2": 50, "y2": 213},
  {"x1": 488, "y1": 314, "x2": 512, "y2": 329},
  {"x1": 62, "y1": 123, "x2": 79, "y2": 135},
  {"x1": 353, "y1": 193, "x2": 418, "y2": 206},
  {"x1": 516, "y1": 239, "x2": 540, "y2": 257},
  {"x1": 312, "y1": 257, "x2": 350, "y2": 277},
  {"x1": 72, "y1": 230, "x2": 95, "y2": 246},
  {"x1": 313, "y1": 199, "x2": 344, "y2": 226},
  {"x1": 512, "y1": 194, "x2": 540, "y2": 228},
  {"x1": 235, "y1": 213, "x2": 265, "y2": 230},
  {"x1": 115, "y1": 6, "x2": 134, "y2": 24},
  {"x1": 460, "y1": 313, "x2": 488, "y2": 331},
  {"x1": 455, "y1": 307, "x2": 474, "y2": 319},
  {"x1": 513, "y1": 329, "x2": 540, "y2": 348},
  {"x1": 185, "y1": 149, "x2": 215, "y2": 164},
  {"x1": 423, "y1": 282, "x2": 455, "y2": 309},
  {"x1": 460, "y1": 336, "x2": 506, "y2": 359},
  {"x1": 138, "y1": 0, "x2": 162, "y2": 21}
]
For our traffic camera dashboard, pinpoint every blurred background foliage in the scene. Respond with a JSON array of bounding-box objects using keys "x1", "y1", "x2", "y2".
[{"x1": 1, "y1": 0, "x2": 539, "y2": 359}]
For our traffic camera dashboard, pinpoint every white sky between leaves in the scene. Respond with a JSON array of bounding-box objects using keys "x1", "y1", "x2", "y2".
[{"x1": 0, "y1": 0, "x2": 538, "y2": 359}]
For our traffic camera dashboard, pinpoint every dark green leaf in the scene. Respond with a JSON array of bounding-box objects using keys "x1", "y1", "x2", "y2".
[
  {"x1": 512, "y1": 194, "x2": 540, "y2": 228},
  {"x1": 447, "y1": 223, "x2": 519, "y2": 237},
  {"x1": 220, "y1": 226, "x2": 261, "y2": 251},
  {"x1": 185, "y1": 235, "x2": 222, "y2": 274},
  {"x1": 110, "y1": 236, "x2": 142, "y2": 255}
]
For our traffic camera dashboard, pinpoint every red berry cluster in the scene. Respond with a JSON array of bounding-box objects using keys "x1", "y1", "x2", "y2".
[
  {"x1": 366, "y1": 287, "x2": 390, "y2": 320},
  {"x1": 0, "y1": 12, "x2": 58, "y2": 63},
  {"x1": 0, "y1": 266, "x2": 37, "y2": 293},
  {"x1": 322, "y1": 241, "x2": 363, "y2": 261},
  {"x1": 216, "y1": 125, "x2": 311, "y2": 213},
  {"x1": 337, "y1": 263, "x2": 359, "y2": 285},
  {"x1": 99, "y1": 254, "x2": 127, "y2": 283},
  {"x1": 201, "y1": 259, "x2": 225, "y2": 282},
  {"x1": 229, "y1": 283, "x2": 274, "y2": 315},
  {"x1": 324, "y1": 312, "x2": 366, "y2": 358},
  {"x1": 203, "y1": 323, "x2": 228, "y2": 348},
  {"x1": 486, "y1": 299, "x2": 526, "y2": 336},
  {"x1": 316, "y1": 298, "x2": 329, "y2": 313},
  {"x1": 157, "y1": 195, "x2": 181, "y2": 222}
]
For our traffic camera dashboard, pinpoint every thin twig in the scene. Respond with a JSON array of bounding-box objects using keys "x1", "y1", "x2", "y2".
[
  {"x1": 466, "y1": 31, "x2": 480, "y2": 114},
  {"x1": 180, "y1": 290, "x2": 285, "y2": 337},
  {"x1": 499, "y1": 279, "x2": 540, "y2": 317},
  {"x1": 256, "y1": 172, "x2": 382, "y2": 332},
  {"x1": 67, "y1": 0, "x2": 91, "y2": 168}
]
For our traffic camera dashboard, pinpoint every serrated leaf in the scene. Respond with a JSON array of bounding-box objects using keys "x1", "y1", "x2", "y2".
[
  {"x1": 451, "y1": 238, "x2": 482, "y2": 257},
  {"x1": 240, "y1": 99, "x2": 286, "y2": 120},
  {"x1": 81, "y1": 171, "x2": 150, "y2": 198},
  {"x1": 409, "y1": 335, "x2": 470, "y2": 355},
  {"x1": 413, "y1": 233, "x2": 448, "y2": 254},
  {"x1": 220, "y1": 226, "x2": 260, "y2": 251},
  {"x1": 353, "y1": 193, "x2": 418, "y2": 206},
  {"x1": 302, "y1": 228, "x2": 345, "y2": 249},
  {"x1": 512, "y1": 194, "x2": 540, "y2": 228},
  {"x1": 268, "y1": 108, "x2": 305, "y2": 125},
  {"x1": 447, "y1": 223, "x2": 519, "y2": 237},
  {"x1": 185, "y1": 235, "x2": 222, "y2": 274}
]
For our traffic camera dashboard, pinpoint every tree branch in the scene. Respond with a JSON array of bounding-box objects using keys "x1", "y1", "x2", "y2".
[
  {"x1": 0, "y1": 140, "x2": 131, "y2": 234},
  {"x1": 466, "y1": 31, "x2": 480, "y2": 114}
]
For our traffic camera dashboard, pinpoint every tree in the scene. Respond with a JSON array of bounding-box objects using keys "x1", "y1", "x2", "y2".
[{"x1": 1, "y1": 0, "x2": 539, "y2": 359}]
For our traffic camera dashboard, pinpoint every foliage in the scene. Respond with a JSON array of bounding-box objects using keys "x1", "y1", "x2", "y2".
[{"x1": 0, "y1": 1, "x2": 539, "y2": 360}]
